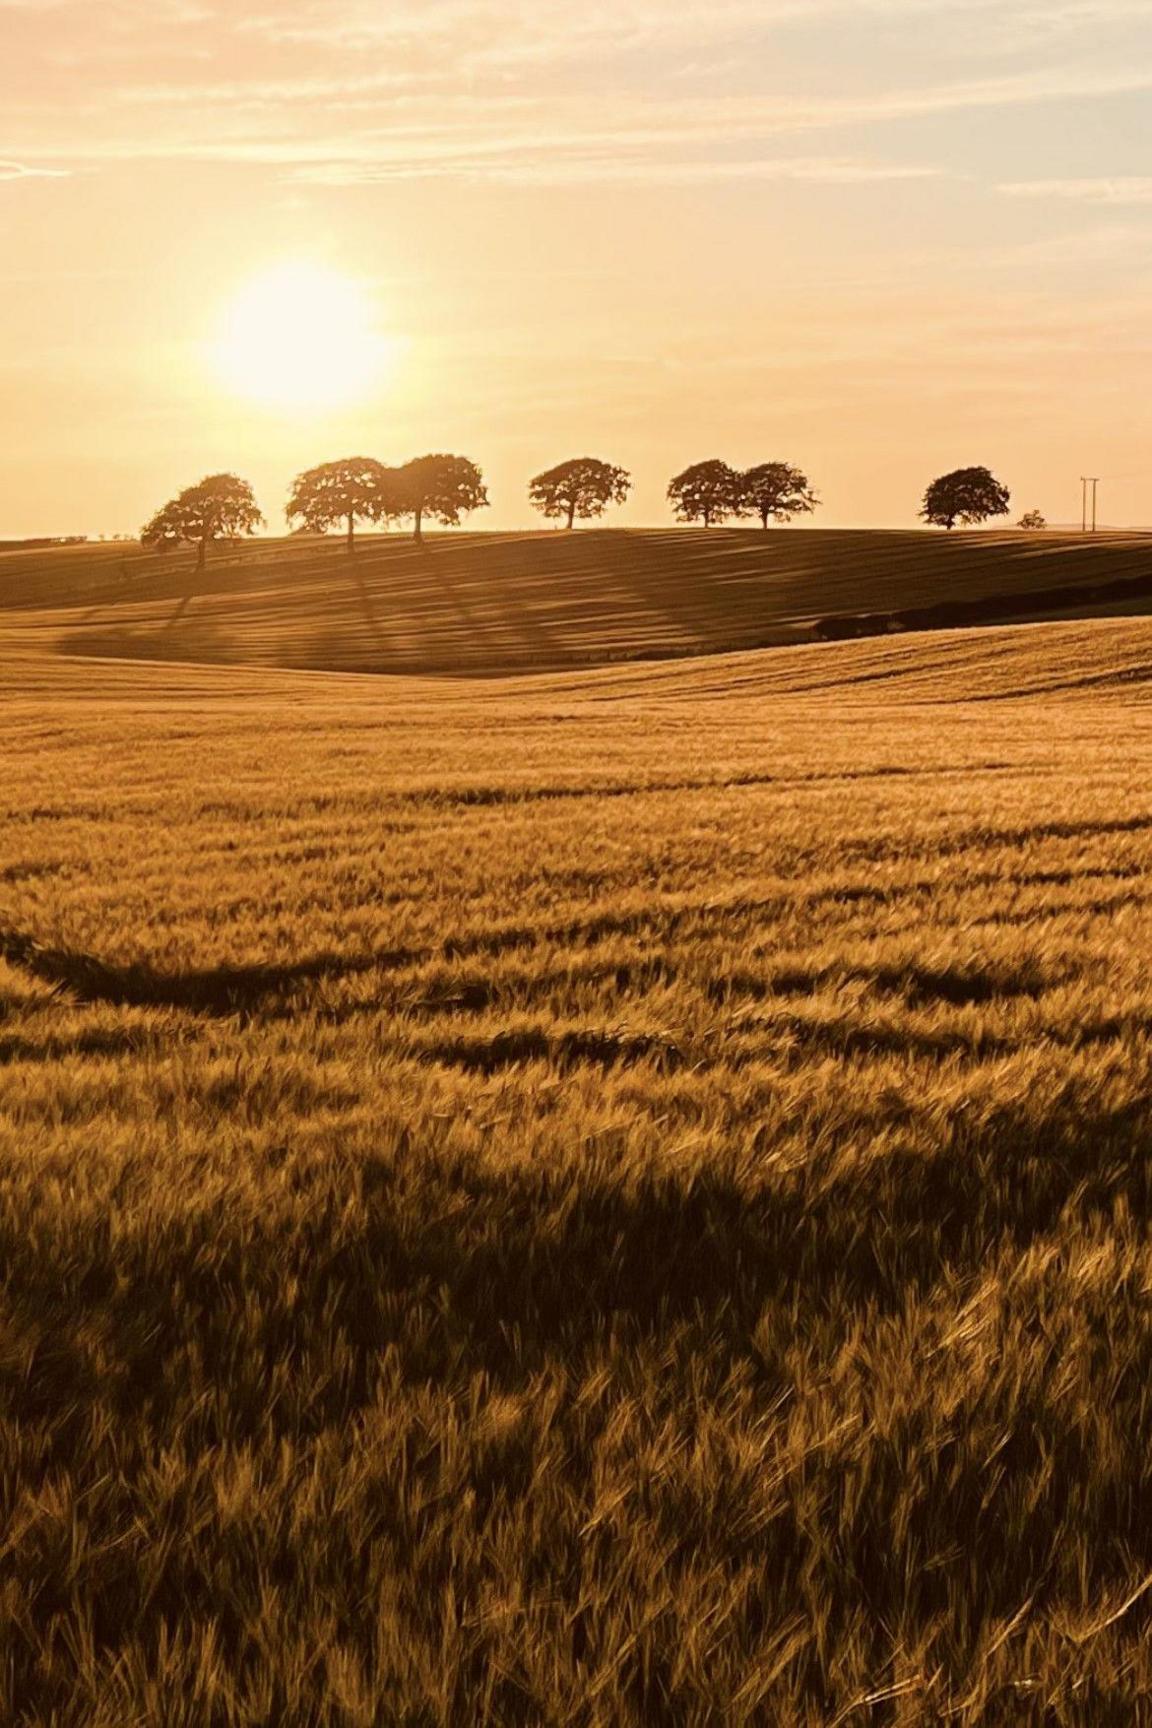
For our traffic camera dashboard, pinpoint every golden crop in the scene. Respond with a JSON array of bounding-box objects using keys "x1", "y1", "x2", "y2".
[{"x1": 4, "y1": 618, "x2": 1152, "y2": 1723}]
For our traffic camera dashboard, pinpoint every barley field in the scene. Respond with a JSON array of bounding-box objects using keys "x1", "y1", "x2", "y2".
[
  {"x1": 6, "y1": 615, "x2": 1152, "y2": 1721},
  {"x1": 5, "y1": 616, "x2": 1152, "y2": 1723},
  {"x1": 5, "y1": 526, "x2": 1152, "y2": 674}
]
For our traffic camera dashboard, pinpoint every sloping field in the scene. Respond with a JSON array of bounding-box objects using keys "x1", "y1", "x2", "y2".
[
  {"x1": 5, "y1": 619, "x2": 1152, "y2": 1720},
  {"x1": 519, "y1": 613, "x2": 1152, "y2": 705},
  {"x1": 3, "y1": 526, "x2": 1152, "y2": 675},
  {"x1": 7, "y1": 609, "x2": 1152, "y2": 708}
]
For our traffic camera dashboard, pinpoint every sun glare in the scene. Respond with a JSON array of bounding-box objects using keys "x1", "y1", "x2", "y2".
[{"x1": 213, "y1": 262, "x2": 396, "y2": 411}]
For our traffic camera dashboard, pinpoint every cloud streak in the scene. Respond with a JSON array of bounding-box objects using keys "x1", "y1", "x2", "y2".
[
  {"x1": 290, "y1": 151, "x2": 944, "y2": 188},
  {"x1": 1000, "y1": 177, "x2": 1152, "y2": 205},
  {"x1": 4, "y1": 0, "x2": 1152, "y2": 188},
  {"x1": 0, "y1": 159, "x2": 67, "y2": 179},
  {"x1": 12, "y1": 55, "x2": 1152, "y2": 188}
]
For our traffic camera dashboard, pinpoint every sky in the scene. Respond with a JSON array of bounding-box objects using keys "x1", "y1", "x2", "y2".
[{"x1": 3, "y1": 0, "x2": 1152, "y2": 536}]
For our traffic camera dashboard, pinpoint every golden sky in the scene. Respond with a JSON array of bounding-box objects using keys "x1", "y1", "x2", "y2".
[{"x1": 3, "y1": 0, "x2": 1152, "y2": 535}]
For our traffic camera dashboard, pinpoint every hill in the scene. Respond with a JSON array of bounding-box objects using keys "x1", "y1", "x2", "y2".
[
  {"x1": 4, "y1": 526, "x2": 1152, "y2": 675},
  {"x1": 7, "y1": 610, "x2": 1152, "y2": 708}
]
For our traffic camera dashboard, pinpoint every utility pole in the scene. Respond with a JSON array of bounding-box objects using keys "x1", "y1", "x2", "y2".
[{"x1": 1081, "y1": 477, "x2": 1100, "y2": 532}]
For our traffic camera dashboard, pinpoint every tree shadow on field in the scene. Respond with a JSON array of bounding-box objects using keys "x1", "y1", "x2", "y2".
[
  {"x1": 71, "y1": 569, "x2": 197, "y2": 629},
  {"x1": 0, "y1": 925, "x2": 408, "y2": 1015},
  {"x1": 343, "y1": 1087, "x2": 1151, "y2": 1385},
  {"x1": 55, "y1": 601, "x2": 232, "y2": 666},
  {"x1": 5, "y1": 1074, "x2": 1152, "y2": 1707},
  {"x1": 158, "y1": 595, "x2": 191, "y2": 633},
  {"x1": 6, "y1": 1074, "x2": 1150, "y2": 1418},
  {"x1": 351, "y1": 572, "x2": 393, "y2": 655},
  {"x1": 425, "y1": 535, "x2": 565, "y2": 668},
  {"x1": 609, "y1": 529, "x2": 777, "y2": 650}
]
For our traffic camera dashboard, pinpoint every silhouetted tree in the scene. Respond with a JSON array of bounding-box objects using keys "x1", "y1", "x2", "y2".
[
  {"x1": 1018, "y1": 509, "x2": 1047, "y2": 530},
  {"x1": 739, "y1": 462, "x2": 820, "y2": 529},
  {"x1": 667, "y1": 460, "x2": 741, "y2": 527},
  {"x1": 141, "y1": 474, "x2": 263, "y2": 569},
  {"x1": 920, "y1": 467, "x2": 1010, "y2": 531},
  {"x1": 396, "y1": 454, "x2": 489, "y2": 541},
  {"x1": 286, "y1": 457, "x2": 396, "y2": 554},
  {"x1": 528, "y1": 457, "x2": 631, "y2": 530}
]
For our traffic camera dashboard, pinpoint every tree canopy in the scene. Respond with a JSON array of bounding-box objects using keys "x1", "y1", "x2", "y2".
[
  {"x1": 1018, "y1": 509, "x2": 1047, "y2": 530},
  {"x1": 141, "y1": 474, "x2": 263, "y2": 567},
  {"x1": 920, "y1": 467, "x2": 1011, "y2": 531},
  {"x1": 528, "y1": 458, "x2": 631, "y2": 530},
  {"x1": 739, "y1": 462, "x2": 820, "y2": 529},
  {"x1": 286, "y1": 457, "x2": 396, "y2": 553},
  {"x1": 396, "y1": 454, "x2": 489, "y2": 541},
  {"x1": 667, "y1": 460, "x2": 741, "y2": 527}
]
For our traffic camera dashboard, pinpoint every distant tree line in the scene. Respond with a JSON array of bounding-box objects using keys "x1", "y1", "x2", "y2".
[
  {"x1": 139, "y1": 456, "x2": 1037, "y2": 563},
  {"x1": 0, "y1": 535, "x2": 89, "y2": 551}
]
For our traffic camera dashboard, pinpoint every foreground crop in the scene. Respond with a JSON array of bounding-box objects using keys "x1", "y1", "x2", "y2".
[{"x1": 3, "y1": 633, "x2": 1152, "y2": 1724}]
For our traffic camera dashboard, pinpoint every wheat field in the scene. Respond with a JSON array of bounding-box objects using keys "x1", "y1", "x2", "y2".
[{"x1": 4, "y1": 614, "x2": 1152, "y2": 1722}]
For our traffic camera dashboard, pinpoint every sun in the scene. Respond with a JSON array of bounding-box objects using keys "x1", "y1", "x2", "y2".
[{"x1": 213, "y1": 261, "x2": 396, "y2": 412}]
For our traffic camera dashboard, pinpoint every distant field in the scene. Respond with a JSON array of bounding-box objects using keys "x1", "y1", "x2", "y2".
[
  {"x1": 4, "y1": 526, "x2": 1152, "y2": 674},
  {"x1": 5, "y1": 619, "x2": 1152, "y2": 1721}
]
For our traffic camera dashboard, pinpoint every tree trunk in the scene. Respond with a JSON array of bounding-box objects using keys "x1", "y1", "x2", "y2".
[
  {"x1": 197, "y1": 535, "x2": 208, "y2": 571},
  {"x1": 567, "y1": 501, "x2": 576, "y2": 531},
  {"x1": 414, "y1": 505, "x2": 423, "y2": 543},
  {"x1": 347, "y1": 514, "x2": 355, "y2": 555},
  {"x1": 761, "y1": 510, "x2": 770, "y2": 529}
]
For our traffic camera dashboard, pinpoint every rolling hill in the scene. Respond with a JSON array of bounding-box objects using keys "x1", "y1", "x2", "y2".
[
  {"x1": 3, "y1": 526, "x2": 1152, "y2": 676},
  {"x1": 6, "y1": 609, "x2": 1152, "y2": 710}
]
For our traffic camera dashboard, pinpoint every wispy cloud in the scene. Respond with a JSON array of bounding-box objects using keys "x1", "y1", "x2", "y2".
[
  {"x1": 291, "y1": 151, "x2": 944, "y2": 188},
  {"x1": 5, "y1": 0, "x2": 1152, "y2": 187},
  {"x1": 230, "y1": 0, "x2": 1152, "y2": 53},
  {"x1": 7, "y1": 93, "x2": 953, "y2": 187},
  {"x1": 1000, "y1": 177, "x2": 1152, "y2": 205},
  {"x1": 0, "y1": 159, "x2": 67, "y2": 179},
  {"x1": 12, "y1": 51, "x2": 1152, "y2": 189}
]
